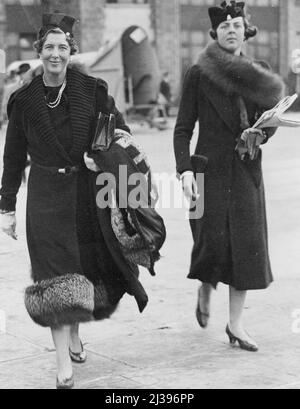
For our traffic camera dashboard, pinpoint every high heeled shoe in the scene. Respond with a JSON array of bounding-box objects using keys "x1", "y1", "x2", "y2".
[
  {"x1": 56, "y1": 374, "x2": 74, "y2": 390},
  {"x1": 195, "y1": 286, "x2": 210, "y2": 329},
  {"x1": 226, "y1": 325, "x2": 259, "y2": 352},
  {"x1": 69, "y1": 341, "x2": 87, "y2": 364}
]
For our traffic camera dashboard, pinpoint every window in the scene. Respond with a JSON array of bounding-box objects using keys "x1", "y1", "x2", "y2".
[
  {"x1": 180, "y1": 0, "x2": 279, "y2": 5},
  {"x1": 247, "y1": 30, "x2": 279, "y2": 71},
  {"x1": 5, "y1": 0, "x2": 41, "y2": 4},
  {"x1": 19, "y1": 32, "x2": 36, "y2": 60}
]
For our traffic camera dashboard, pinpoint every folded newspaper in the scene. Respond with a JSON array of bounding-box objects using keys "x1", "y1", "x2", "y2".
[{"x1": 253, "y1": 94, "x2": 300, "y2": 129}]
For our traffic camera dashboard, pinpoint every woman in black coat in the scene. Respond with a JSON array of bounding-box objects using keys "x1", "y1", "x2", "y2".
[
  {"x1": 0, "y1": 13, "x2": 148, "y2": 389},
  {"x1": 174, "y1": 1, "x2": 284, "y2": 351}
]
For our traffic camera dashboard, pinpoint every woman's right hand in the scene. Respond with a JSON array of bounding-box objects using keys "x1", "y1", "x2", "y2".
[
  {"x1": 1, "y1": 213, "x2": 17, "y2": 240},
  {"x1": 241, "y1": 128, "x2": 266, "y2": 160},
  {"x1": 182, "y1": 172, "x2": 200, "y2": 202}
]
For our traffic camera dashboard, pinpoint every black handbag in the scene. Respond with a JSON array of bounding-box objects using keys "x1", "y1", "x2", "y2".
[{"x1": 91, "y1": 112, "x2": 116, "y2": 152}]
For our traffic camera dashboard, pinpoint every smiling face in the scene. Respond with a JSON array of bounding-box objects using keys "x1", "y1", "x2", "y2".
[
  {"x1": 216, "y1": 16, "x2": 245, "y2": 54},
  {"x1": 39, "y1": 32, "x2": 71, "y2": 78}
]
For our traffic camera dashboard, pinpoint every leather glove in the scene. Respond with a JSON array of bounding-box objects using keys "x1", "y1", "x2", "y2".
[
  {"x1": 1, "y1": 213, "x2": 17, "y2": 240},
  {"x1": 237, "y1": 128, "x2": 266, "y2": 160}
]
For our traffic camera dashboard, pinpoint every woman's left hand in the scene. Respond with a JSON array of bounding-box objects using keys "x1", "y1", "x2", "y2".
[
  {"x1": 1, "y1": 213, "x2": 17, "y2": 240},
  {"x1": 84, "y1": 152, "x2": 101, "y2": 172},
  {"x1": 241, "y1": 128, "x2": 266, "y2": 160}
]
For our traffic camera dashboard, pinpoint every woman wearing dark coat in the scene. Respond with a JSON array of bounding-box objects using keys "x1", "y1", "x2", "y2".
[
  {"x1": 0, "y1": 13, "x2": 148, "y2": 389},
  {"x1": 174, "y1": 1, "x2": 284, "y2": 351}
]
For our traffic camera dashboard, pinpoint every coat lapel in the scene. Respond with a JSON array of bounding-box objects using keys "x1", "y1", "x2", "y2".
[
  {"x1": 19, "y1": 75, "x2": 73, "y2": 164},
  {"x1": 201, "y1": 79, "x2": 238, "y2": 134},
  {"x1": 18, "y1": 70, "x2": 98, "y2": 164},
  {"x1": 67, "y1": 69, "x2": 97, "y2": 161}
]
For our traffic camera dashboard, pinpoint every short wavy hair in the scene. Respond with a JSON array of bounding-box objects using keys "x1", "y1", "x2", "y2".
[
  {"x1": 33, "y1": 27, "x2": 79, "y2": 55},
  {"x1": 210, "y1": 17, "x2": 258, "y2": 41}
]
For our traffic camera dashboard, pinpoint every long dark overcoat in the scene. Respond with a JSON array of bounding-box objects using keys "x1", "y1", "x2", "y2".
[
  {"x1": 0, "y1": 68, "x2": 148, "y2": 326},
  {"x1": 174, "y1": 45, "x2": 284, "y2": 291}
]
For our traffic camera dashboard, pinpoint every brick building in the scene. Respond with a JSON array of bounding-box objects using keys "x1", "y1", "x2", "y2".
[
  {"x1": 3, "y1": 0, "x2": 105, "y2": 63},
  {"x1": 0, "y1": 1, "x2": 5, "y2": 50},
  {"x1": 279, "y1": 0, "x2": 300, "y2": 78},
  {"x1": 2, "y1": 0, "x2": 300, "y2": 95},
  {"x1": 150, "y1": 0, "x2": 181, "y2": 95}
]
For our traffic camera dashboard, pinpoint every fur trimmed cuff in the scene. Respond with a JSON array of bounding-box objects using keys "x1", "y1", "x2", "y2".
[{"x1": 25, "y1": 274, "x2": 95, "y2": 328}]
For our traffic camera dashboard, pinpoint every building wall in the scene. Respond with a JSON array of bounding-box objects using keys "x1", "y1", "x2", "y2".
[
  {"x1": 180, "y1": 3, "x2": 210, "y2": 75},
  {"x1": 3, "y1": 0, "x2": 299, "y2": 96},
  {"x1": 79, "y1": 0, "x2": 105, "y2": 52},
  {"x1": 0, "y1": 1, "x2": 6, "y2": 96},
  {"x1": 279, "y1": 0, "x2": 300, "y2": 78},
  {"x1": 0, "y1": 1, "x2": 6, "y2": 50},
  {"x1": 151, "y1": 0, "x2": 181, "y2": 94},
  {"x1": 5, "y1": 2, "x2": 42, "y2": 64},
  {"x1": 246, "y1": 4, "x2": 280, "y2": 73},
  {"x1": 104, "y1": 3, "x2": 153, "y2": 43}
]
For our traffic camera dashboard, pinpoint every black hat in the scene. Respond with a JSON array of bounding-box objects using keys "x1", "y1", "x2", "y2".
[
  {"x1": 209, "y1": 1, "x2": 246, "y2": 30},
  {"x1": 38, "y1": 12, "x2": 77, "y2": 40},
  {"x1": 17, "y1": 63, "x2": 31, "y2": 75}
]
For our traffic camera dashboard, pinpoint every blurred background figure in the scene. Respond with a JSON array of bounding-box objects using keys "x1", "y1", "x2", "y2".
[
  {"x1": 159, "y1": 72, "x2": 172, "y2": 117},
  {"x1": 0, "y1": 63, "x2": 31, "y2": 127},
  {"x1": 285, "y1": 49, "x2": 300, "y2": 111},
  {"x1": 0, "y1": 71, "x2": 17, "y2": 127}
]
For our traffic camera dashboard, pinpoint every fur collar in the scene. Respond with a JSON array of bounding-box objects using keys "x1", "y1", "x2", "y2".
[{"x1": 197, "y1": 42, "x2": 284, "y2": 109}]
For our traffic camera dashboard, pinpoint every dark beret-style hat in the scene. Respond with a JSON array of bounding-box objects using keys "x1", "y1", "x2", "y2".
[
  {"x1": 209, "y1": 1, "x2": 246, "y2": 30},
  {"x1": 38, "y1": 12, "x2": 77, "y2": 40}
]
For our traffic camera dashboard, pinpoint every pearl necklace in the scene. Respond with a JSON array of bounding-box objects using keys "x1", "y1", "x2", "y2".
[{"x1": 43, "y1": 75, "x2": 67, "y2": 109}]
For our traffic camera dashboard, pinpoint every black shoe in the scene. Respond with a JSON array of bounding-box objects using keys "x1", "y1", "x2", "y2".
[
  {"x1": 196, "y1": 286, "x2": 210, "y2": 329},
  {"x1": 226, "y1": 325, "x2": 259, "y2": 352},
  {"x1": 56, "y1": 374, "x2": 74, "y2": 389},
  {"x1": 69, "y1": 341, "x2": 87, "y2": 364}
]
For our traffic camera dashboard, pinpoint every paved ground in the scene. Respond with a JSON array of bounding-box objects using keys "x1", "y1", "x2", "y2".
[{"x1": 0, "y1": 116, "x2": 299, "y2": 389}]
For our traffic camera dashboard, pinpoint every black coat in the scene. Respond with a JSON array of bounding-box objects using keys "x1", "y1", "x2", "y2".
[
  {"x1": 0, "y1": 69, "x2": 148, "y2": 326},
  {"x1": 174, "y1": 43, "x2": 284, "y2": 290}
]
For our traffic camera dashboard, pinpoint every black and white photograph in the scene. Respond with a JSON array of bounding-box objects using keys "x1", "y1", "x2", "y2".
[{"x1": 0, "y1": 0, "x2": 299, "y2": 392}]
